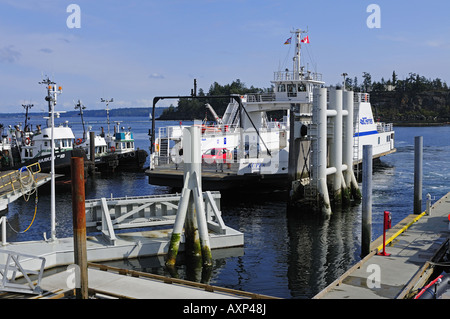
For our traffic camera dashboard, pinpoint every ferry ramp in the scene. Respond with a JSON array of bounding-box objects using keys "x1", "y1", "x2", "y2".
[{"x1": 314, "y1": 192, "x2": 450, "y2": 299}]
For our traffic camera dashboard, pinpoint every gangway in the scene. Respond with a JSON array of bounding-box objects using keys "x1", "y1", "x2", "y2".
[{"x1": 0, "y1": 163, "x2": 51, "y2": 211}]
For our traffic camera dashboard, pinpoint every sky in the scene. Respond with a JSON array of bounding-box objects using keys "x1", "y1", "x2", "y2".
[{"x1": 0, "y1": 0, "x2": 449, "y2": 114}]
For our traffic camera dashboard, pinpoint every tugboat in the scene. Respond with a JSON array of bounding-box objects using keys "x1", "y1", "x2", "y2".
[
  {"x1": 99, "y1": 98, "x2": 148, "y2": 171},
  {"x1": 74, "y1": 100, "x2": 119, "y2": 173},
  {"x1": 104, "y1": 122, "x2": 148, "y2": 171},
  {"x1": 0, "y1": 78, "x2": 87, "y2": 176}
]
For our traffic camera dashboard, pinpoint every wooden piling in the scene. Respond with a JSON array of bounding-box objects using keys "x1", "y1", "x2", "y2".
[{"x1": 71, "y1": 157, "x2": 88, "y2": 299}]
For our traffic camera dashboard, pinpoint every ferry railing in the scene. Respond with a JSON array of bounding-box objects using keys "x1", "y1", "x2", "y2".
[
  {"x1": 273, "y1": 71, "x2": 323, "y2": 82},
  {"x1": 85, "y1": 191, "x2": 226, "y2": 245},
  {"x1": 354, "y1": 92, "x2": 370, "y2": 103},
  {"x1": 0, "y1": 249, "x2": 46, "y2": 295},
  {"x1": 376, "y1": 122, "x2": 394, "y2": 133}
]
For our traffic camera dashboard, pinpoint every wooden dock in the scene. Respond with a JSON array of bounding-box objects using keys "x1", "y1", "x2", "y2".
[{"x1": 314, "y1": 192, "x2": 450, "y2": 299}]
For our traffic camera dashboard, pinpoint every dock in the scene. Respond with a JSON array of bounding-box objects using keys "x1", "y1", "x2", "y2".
[
  {"x1": 314, "y1": 191, "x2": 450, "y2": 299},
  {"x1": 31, "y1": 263, "x2": 277, "y2": 299}
]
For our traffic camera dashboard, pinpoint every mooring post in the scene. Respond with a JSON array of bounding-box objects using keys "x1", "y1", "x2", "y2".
[
  {"x1": 316, "y1": 87, "x2": 332, "y2": 216},
  {"x1": 71, "y1": 156, "x2": 88, "y2": 299},
  {"x1": 166, "y1": 126, "x2": 212, "y2": 266},
  {"x1": 414, "y1": 136, "x2": 423, "y2": 214},
  {"x1": 361, "y1": 145, "x2": 373, "y2": 258}
]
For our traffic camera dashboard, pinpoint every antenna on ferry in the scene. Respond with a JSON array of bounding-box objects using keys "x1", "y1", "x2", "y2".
[{"x1": 291, "y1": 28, "x2": 307, "y2": 80}]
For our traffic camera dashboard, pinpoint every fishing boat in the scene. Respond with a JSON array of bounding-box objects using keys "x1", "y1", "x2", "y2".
[
  {"x1": 0, "y1": 80, "x2": 87, "y2": 176},
  {"x1": 146, "y1": 29, "x2": 396, "y2": 191},
  {"x1": 103, "y1": 122, "x2": 148, "y2": 171}
]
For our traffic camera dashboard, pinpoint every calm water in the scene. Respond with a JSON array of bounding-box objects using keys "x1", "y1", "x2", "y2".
[{"x1": 4, "y1": 114, "x2": 450, "y2": 298}]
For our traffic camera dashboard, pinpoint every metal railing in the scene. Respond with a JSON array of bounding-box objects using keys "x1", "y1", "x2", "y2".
[
  {"x1": 273, "y1": 71, "x2": 323, "y2": 82},
  {"x1": 0, "y1": 162, "x2": 41, "y2": 194},
  {"x1": 0, "y1": 249, "x2": 46, "y2": 295},
  {"x1": 85, "y1": 191, "x2": 226, "y2": 245}
]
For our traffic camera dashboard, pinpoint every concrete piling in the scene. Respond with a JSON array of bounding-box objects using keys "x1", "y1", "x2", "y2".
[
  {"x1": 71, "y1": 156, "x2": 88, "y2": 299},
  {"x1": 166, "y1": 126, "x2": 212, "y2": 267}
]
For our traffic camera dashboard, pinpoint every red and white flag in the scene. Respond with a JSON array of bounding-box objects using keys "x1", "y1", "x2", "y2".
[{"x1": 301, "y1": 36, "x2": 310, "y2": 44}]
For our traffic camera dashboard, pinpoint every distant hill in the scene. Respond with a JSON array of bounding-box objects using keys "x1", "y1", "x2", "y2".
[{"x1": 0, "y1": 107, "x2": 167, "y2": 119}]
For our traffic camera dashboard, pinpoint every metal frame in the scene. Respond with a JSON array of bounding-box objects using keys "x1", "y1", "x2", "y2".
[
  {"x1": 0, "y1": 249, "x2": 46, "y2": 295},
  {"x1": 85, "y1": 191, "x2": 226, "y2": 245}
]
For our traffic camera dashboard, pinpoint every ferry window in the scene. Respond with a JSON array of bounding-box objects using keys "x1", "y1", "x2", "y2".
[
  {"x1": 116, "y1": 143, "x2": 120, "y2": 150},
  {"x1": 298, "y1": 84, "x2": 306, "y2": 91},
  {"x1": 44, "y1": 142, "x2": 48, "y2": 147},
  {"x1": 278, "y1": 84, "x2": 286, "y2": 92},
  {"x1": 378, "y1": 137, "x2": 380, "y2": 144}
]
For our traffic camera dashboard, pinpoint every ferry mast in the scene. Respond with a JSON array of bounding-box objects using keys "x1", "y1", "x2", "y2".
[{"x1": 292, "y1": 28, "x2": 307, "y2": 80}]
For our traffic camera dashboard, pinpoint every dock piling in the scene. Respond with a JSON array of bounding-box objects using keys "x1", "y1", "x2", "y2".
[
  {"x1": 414, "y1": 136, "x2": 423, "y2": 214},
  {"x1": 361, "y1": 145, "x2": 373, "y2": 258},
  {"x1": 71, "y1": 156, "x2": 88, "y2": 299},
  {"x1": 166, "y1": 126, "x2": 212, "y2": 267}
]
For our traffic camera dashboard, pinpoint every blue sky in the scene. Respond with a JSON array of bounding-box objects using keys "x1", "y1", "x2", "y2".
[{"x1": 0, "y1": 0, "x2": 449, "y2": 113}]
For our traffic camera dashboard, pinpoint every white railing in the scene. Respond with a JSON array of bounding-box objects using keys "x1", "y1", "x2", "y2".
[
  {"x1": 273, "y1": 71, "x2": 323, "y2": 82},
  {"x1": 376, "y1": 122, "x2": 394, "y2": 133},
  {"x1": 354, "y1": 92, "x2": 370, "y2": 103},
  {"x1": 85, "y1": 191, "x2": 226, "y2": 245},
  {"x1": 0, "y1": 249, "x2": 46, "y2": 295}
]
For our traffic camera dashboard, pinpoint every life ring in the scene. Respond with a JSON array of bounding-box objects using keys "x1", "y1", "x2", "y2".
[
  {"x1": 24, "y1": 137, "x2": 31, "y2": 145},
  {"x1": 75, "y1": 138, "x2": 82, "y2": 145},
  {"x1": 110, "y1": 146, "x2": 116, "y2": 152}
]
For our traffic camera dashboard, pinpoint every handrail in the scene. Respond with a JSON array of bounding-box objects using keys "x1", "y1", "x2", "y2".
[{"x1": 0, "y1": 162, "x2": 41, "y2": 192}]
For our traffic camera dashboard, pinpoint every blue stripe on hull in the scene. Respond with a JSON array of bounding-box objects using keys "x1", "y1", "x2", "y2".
[{"x1": 354, "y1": 130, "x2": 378, "y2": 137}]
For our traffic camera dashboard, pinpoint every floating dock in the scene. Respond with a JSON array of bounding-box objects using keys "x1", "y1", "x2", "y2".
[
  {"x1": 314, "y1": 192, "x2": 450, "y2": 299},
  {"x1": 32, "y1": 263, "x2": 277, "y2": 299}
]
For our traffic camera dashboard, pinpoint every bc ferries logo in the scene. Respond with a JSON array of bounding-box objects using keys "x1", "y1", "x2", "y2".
[{"x1": 360, "y1": 117, "x2": 373, "y2": 125}]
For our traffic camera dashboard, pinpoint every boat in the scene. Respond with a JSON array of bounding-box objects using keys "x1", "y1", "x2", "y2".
[
  {"x1": 73, "y1": 101, "x2": 119, "y2": 173},
  {"x1": 0, "y1": 80, "x2": 87, "y2": 176},
  {"x1": 146, "y1": 29, "x2": 396, "y2": 191},
  {"x1": 103, "y1": 122, "x2": 148, "y2": 171}
]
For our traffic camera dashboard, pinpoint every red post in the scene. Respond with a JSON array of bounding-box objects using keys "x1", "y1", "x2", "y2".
[
  {"x1": 71, "y1": 157, "x2": 88, "y2": 299},
  {"x1": 378, "y1": 211, "x2": 391, "y2": 256}
]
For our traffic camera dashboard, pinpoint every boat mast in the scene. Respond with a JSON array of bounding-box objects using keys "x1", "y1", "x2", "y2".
[
  {"x1": 75, "y1": 100, "x2": 86, "y2": 140},
  {"x1": 39, "y1": 76, "x2": 62, "y2": 241},
  {"x1": 101, "y1": 98, "x2": 114, "y2": 136}
]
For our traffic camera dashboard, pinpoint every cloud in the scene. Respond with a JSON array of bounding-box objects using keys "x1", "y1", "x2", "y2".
[
  {"x1": 149, "y1": 73, "x2": 165, "y2": 79},
  {"x1": 0, "y1": 45, "x2": 21, "y2": 63},
  {"x1": 39, "y1": 48, "x2": 53, "y2": 54}
]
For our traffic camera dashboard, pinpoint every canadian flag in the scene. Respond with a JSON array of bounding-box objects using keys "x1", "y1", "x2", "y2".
[{"x1": 301, "y1": 36, "x2": 310, "y2": 44}]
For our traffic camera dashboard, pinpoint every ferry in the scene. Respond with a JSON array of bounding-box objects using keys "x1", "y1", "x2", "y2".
[{"x1": 146, "y1": 29, "x2": 396, "y2": 191}]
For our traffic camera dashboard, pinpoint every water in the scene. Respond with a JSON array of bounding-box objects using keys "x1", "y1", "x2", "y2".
[{"x1": 3, "y1": 115, "x2": 450, "y2": 299}]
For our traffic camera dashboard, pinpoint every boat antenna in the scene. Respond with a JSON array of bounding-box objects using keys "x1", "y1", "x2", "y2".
[
  {"x1": 38, "y1": 76, "x2": 62, "y2": 242},
  {"x1": 101, "y1": 98, "x2": 114, "y2": 136}
]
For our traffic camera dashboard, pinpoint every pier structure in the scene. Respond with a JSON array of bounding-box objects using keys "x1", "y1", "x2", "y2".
[
  {"x1": 291, "y1": 87, "x2": 360, "y2": 215},
  {"x1": 314, "y1": 191, "x2": 450, "y2": 299},
  {"x1": 0, "y1": 163, "x2": 51, "y2": 211}
]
